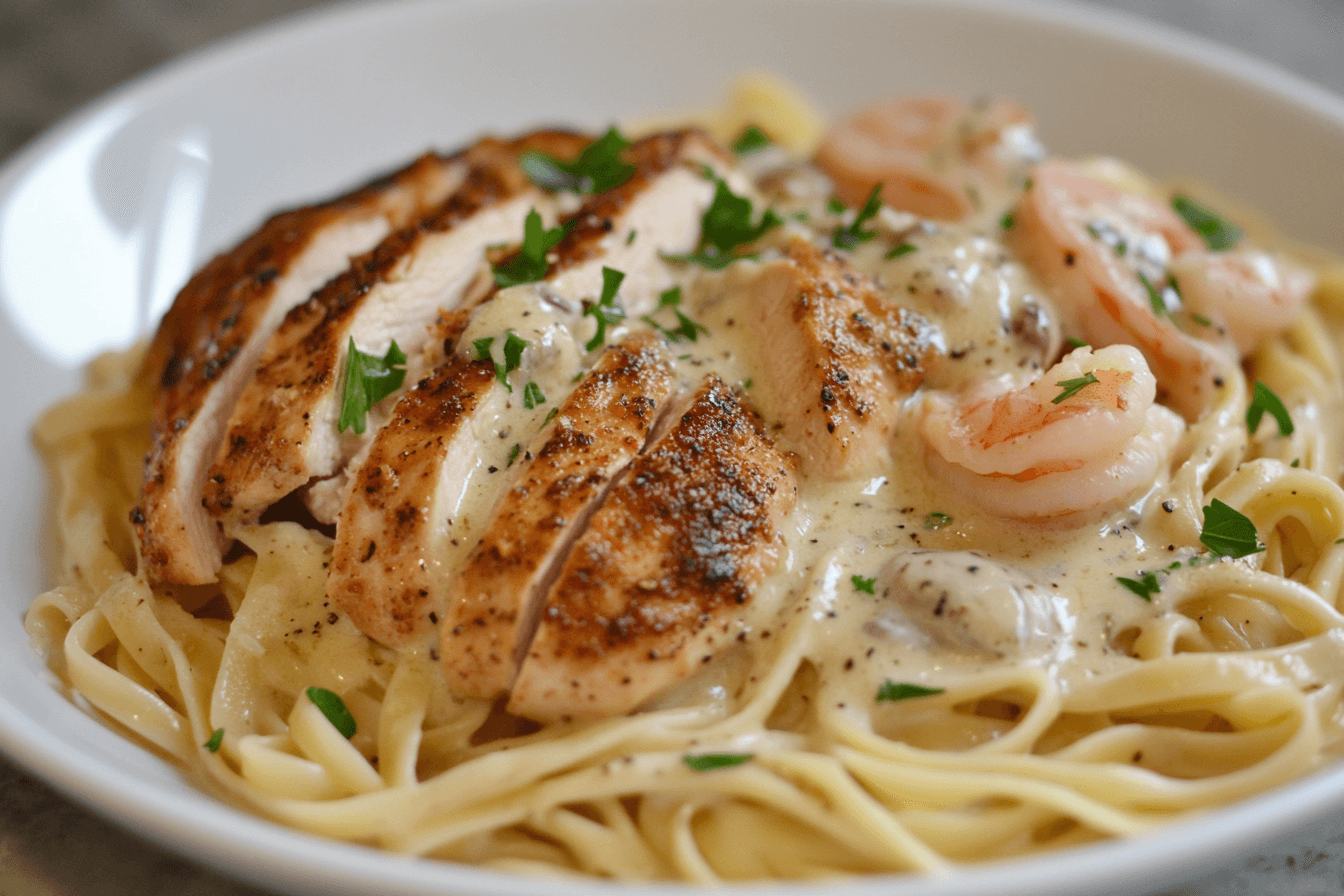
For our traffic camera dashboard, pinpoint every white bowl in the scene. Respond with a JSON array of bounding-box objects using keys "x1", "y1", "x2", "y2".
[{"x1": 2, "y1": 1, "x2": 1343, "y2": 894}]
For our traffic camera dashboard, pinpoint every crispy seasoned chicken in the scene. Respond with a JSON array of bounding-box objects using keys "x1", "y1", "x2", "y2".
[
  {"x1": 136, "y1": 150, "x2": 468, "y2": 584},
  {"x1": 708, "y1": 238, "x2": 943, "y2": 478},
  {"x1": 442, "y1": 334, "x2": 675, "y2": 696},
  {"x1": 327, "y1": 355, "x2": 499, "y2": 647},
  {"x1": 508, "y1": 375, "x2": 798, "y2": 722},
  {"x1": 201, "y1": 131, "x2": 587, "y2": 530}
]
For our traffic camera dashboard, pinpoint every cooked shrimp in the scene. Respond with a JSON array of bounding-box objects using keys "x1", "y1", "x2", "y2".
[
  {"x1": 1009, "y1": 158, "x2": 1228, "y2": 420},
  {"x1": 815, "y1": 96, "x2": 1042, "y2": 221},
  {"x1": 1169, "y1": 249, "x2": 1315, "y2": 355},
  {"x1": 919, "y1": 345, "x2": 1184, "y2": 521}
]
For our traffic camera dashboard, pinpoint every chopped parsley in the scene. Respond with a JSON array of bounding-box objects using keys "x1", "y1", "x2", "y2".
[
  {"x1": 507, "y1": 443, "x2": 521, "y2": 466},
  {"x1": 1190, "y1": 313, "x2": 1213, "y2": 327},
  {"x1": 924, "y1": 512, "x2": 952, "y2": 530},
  {"x1": 1246, "y1": 381, "x2": 1294, "y2": 437},
  {"x1": 1052, "y1": 371, "x2": 1100, "y2": 404},
  {"x1": 641, "y1": 286, "x2": 708, "y2": 343},
  {"x1": 583, "y1": 266, "x2": 627, "y2": 351},
  {"x1": 827, "y1": 197, "x2": 847, "y2": 215},
  {"x1": 306, "y1": 686, "x2": 356, "y2": 739},
  {"x1": 876, "y1": 681, "x2": 944, "y2": 702},
  {"x1": 832, "y1": 183, "x2": 883, "y2": 250},
  {"x1": 885, "y1": 242, "x2": 917, "y2": 259},
  {"x1": 542, "y1": 406, "x2": 559, "y2": 427},
  {"x1": 522, "y1": 381, "x2": 546, "y2": 409},
  {"x1": 731, "y1": 124, "x2": 772, "y2": 156},
  {"x1": 665, "y1": 178, "x2": 782, "y2": 269},
  {"x1": 519, "y1": 127, "x2": 634, "y2": 195},
  {"x1": 204, "y1": 728, "x2": 224, "y2": 753},
  {"x1": 1172, "y1": 194, "x2": 1242, "y2": 251},
  {"x1": 493, "y1": 209, "x2": 567, "y2": 287},
  {"x1": 683, "y1": 753, "x2": 753, "y2": 772},
  {"x1": 1065, "y1": 336, "x2": 1089, "y2": 349},
  {"x1": 1116, "y1": 571, "x2": 1162, "y2": 601},
  {"x1": 1200, "y1": 499, "x2": 1263, "y2": 559},
  {"x1": 851, "y1": 574, "x2": 876, "y2": 594},
  {"x1": 1000, "y1": 212, "x2": 1015, "y2": 231},
  {"x1": 473, "y1": 332, "x2": 528, "y2": 391},
  {"x1": 338, "y1": 339, "x2": 407, "y2": 434},
  {"x1": 1137, "y1": 272, "x2": 1168, "y2": 317}
]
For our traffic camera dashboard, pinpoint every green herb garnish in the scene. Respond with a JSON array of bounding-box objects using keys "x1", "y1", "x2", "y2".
[
  {"x1": 1065, "y1": 336, "x2": 1089, "y2": 349},
  {"x1": 338, "y1": 339, "x2": 408, "y2": 434},
  {"x1": 832, "y1": 183, "x2": 883, "y2": 250},
  {"x1": 665, "y1": 178, "x2": 781, "y2": 269},
  {"x1": 1190, "y1": 313, "x2": 1213, "y2": 327},
  {"x1": 924, "y1": 512, "x2": 952, "y2": 530},
  {"x1": 493, "y1": 209, "x2": 568, "y2": 287},
  {"x1": 1200, "y1": 499, "x2": 1263, "y2": 559},
  {"x1": 522, "y1": 381, "x2": 546, "y2": 409},
  {"x1": 731, "y1": 125, "x2": 772, "y2": 156},
  {"x1": 584, "y1": 266, "x2": 627, "y2": 351},
  {"x1": 1246, "y1": 381, "x2": 1294, "y2": 437},
  {"x1": 1172, "y1": 194, "x2": 1242, "y2": 251},
  {"x1": 1116, "y1": 571, "x2": 1162, "y2": 601},
  {"x1": 520, "y1": 127, "x2": 634, "y2": 195},
  {"x1": 886, "y1": 242, "x2": 917, "y2": 259},
  {"x1": 827, "y1": 197, "x2": 847, "y2": 215},
  {"x1": 1052, "y1": 371, "x2": 1100, "y2": 404},
  {"x1": 306, "y1": 686, "x2": 356, "y2": 738},
  {"x1": 542, "y1": 406, "x2": 559, "y2": 427},
  {"x1": 1137, "y1": 272, "x2": 1168, "y2": 317},
  {"x1": 641, "y1": 286, "x2": 708, "y2": 343},
  {"x1": 204, "y1": 728, "x2": 224, "y2": 752},
  {"x1": 851, "y1": 575, "x2": 876, "y2": 594},
  {"x1": 1000, "y1": 212, "x2": 1015, "y2": 230},
  {"x1": 507, "y1": 443, "x2": 521, "y2": 466},
  {"x1": 683, "y1": 753, "x2": 753, "y2": 771},
  {"x1": 876, "y1": 681, "x2": 944, "y2": 702}
]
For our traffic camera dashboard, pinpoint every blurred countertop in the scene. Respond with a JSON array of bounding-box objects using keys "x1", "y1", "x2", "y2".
[{"x1": 3, "y1": 1, "x2": 1344, "y2": 895}]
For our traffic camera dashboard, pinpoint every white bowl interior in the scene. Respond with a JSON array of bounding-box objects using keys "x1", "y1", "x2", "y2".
[{"x1": 2, "y1": 1, "x2": 1343, "y2": 894}]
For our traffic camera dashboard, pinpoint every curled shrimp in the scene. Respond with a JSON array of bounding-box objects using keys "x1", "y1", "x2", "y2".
[
  {"x1": 815, "y1": 96, "x2": 1042, "y2": 221},
  {"x1": 919, "y1": 345, "x2": 1184, "y2": 521},
  {"x1": 1169, "y1": 249, "x2": 1315, "y2": 355}
]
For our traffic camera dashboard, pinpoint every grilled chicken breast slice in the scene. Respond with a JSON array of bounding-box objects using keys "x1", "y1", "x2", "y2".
[
  {"x1": 508, "y1": 374, "x2": 798, "y2": 722},
  {"x1": 135, "y1": 151, "x2": 469, "y2": 585},
  {"x1": 202, "y1": 131, "x2": 587, "y2": 529},
  {"x1": 442, "y1": 334, "x2": 675, "y2": 698},
  {"x1": 327, "y1": 355, "x2": 499, "y2": 647},
  {"x1": 707, "y1": 238, "x2": 943, "y2": 478}
]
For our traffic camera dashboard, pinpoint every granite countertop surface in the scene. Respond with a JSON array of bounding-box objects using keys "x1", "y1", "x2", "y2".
[{"x1": 3, "y1": 0, "x2": 1344, "y2": 894}]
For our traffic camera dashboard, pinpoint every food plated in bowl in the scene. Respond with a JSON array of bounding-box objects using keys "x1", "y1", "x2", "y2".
[{"x1": 7, "y1": 1, "x2": 1344, "y2": 896}]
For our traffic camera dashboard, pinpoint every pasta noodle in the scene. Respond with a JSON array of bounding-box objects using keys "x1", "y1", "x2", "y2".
[{"x1": 24, "y1": 78, "x2": 1344, "y2": 882}]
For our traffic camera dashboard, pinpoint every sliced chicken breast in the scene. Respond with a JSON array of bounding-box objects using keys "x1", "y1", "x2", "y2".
[
  {"x1": 201, "y1": 131, "x2": 587, "y2": 530},
  {"x1": 442, "y1": 333, "x2": 675, "y2": 697},
  {"x1": 508, "y1": 374, "x2": 798, "y2": 722},
  {"x1": 135, "y1": 150, "x2": 469, "y2": 584},
  {"x1": 708, "y1": 238, "x2": 943, "y2": 478}
]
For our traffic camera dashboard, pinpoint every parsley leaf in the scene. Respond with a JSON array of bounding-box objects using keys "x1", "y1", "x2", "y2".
[
  {"x1": 493, "y1": 209, "x2": 568, "y2": 287},
  {"x1": 683, "y1": 753, "x2": 753, "y2": 771},
  {"x1": 306, "y1": 686, "x2": 356, "y2": 738},
  {"x1": 1116, "y1": 571, "x2": 1162, "y2": 601},
  {"x1": 204, "y1": 728, "x2": 224, "y2": 752},
  {"x1": 876, "y1": 681, "x2": 944, "y2": 702},
  {"x1": 1246, "y1": 381, "x2": 1294, "y2": 437},
  {"x1": 1065, "y1": 336, "x2": 1089, "y2": 349},
  {"x1": 851, "y1": 574, "x2": 876, "y2": 594},
  {"x1": 1172, "y1": 194, "x2": 1242, "y2": 251},
  {"x1": 1200, "y1": 499, "x2": 1263, "y2": 559},
  {"x1": 1000, "y1": 212, "x2": 1015, "y2": 230},
  {"x1": 522, "y1": 381, "x2": 546, "y2": 409},
  {"x1": 584, "y1": 266, "x2": 627, "y2": 351},
  {"x1": 503, "y1": 331, "x2": 528, "y2": 377},
  {"x1": 507, "y1": 443, "x2": 521, "y2": 467},
  {"x1": 1052, "y1": 371, "x2": 1100, "y2": 404},
  {"x1": 1137, "y1": 272, "x2": 1168, "y2": 317},
  {"x1": 731, "y1": 125, "x2": 772, "y2": 156},
  {"x1": 338, "y1": 338, "x2": 408, "y2": 434},
  {"x1": 832, "y1": 183, "x2": 883, "y2": 250},
  {"x1": 665, "y1": 178, "x2": 782, "y2": 269},
  {"x1": 924, "y1": 512, "x2": 952, "y2": 530},
  {"x1": 886, "y1": 242, "x2": 917, "y2": 259},
  {"x1": 519, "y1": 128, "x2": 634, "y2": 195},
  {"x1": 641, "y1": 286, "x2": 708, "y2": 343}
]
